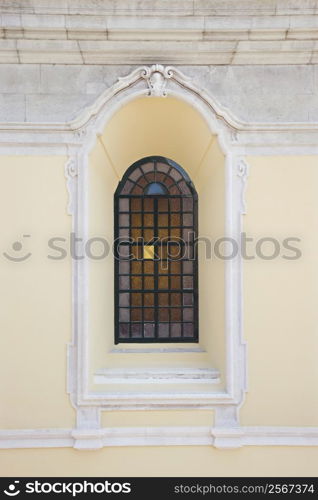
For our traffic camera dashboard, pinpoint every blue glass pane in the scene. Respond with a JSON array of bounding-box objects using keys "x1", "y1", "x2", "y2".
[{"x1": 144, "y1": 182, "x2": 168, "y2": 195}]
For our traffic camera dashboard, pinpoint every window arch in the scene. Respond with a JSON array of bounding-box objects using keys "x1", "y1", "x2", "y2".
[{"x1": 114, "y1": 156, "x2": 198, "y2": 343}]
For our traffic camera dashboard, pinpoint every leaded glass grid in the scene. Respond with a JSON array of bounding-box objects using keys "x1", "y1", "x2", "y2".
[{"x1": 114, "y1": 156, "x2": 198, "y2": 343}]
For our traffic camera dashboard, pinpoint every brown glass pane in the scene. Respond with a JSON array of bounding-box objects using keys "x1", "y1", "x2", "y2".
[
  {"x1": 183, "y1": 198, "x2": 193, "y2": 211},
  {"x1": 158, "y1": 276, "x2": 168, "y2": 289},
  {"x1": 131, "y1": 276, "x2": 142, "y2": 289},
  {"x1": 170, "y1": 261, "x2": 181, "y2": 274},
  {"x1": 119, "y1": 276, "x2": 129, "y2": 290},
  {"x1": 129, "y1": 167, "x2": 142, "y2": 181},
  {"x1": 131, "y1": 308, "x2": 142, "y2": 321},
  {"x1": 144, "y1": 261, "x2": 154, "y2": 274},
  {"x1": 183, "y1": 261, "x2": 193, "y2": 274},
  {"x1": 158, "y1": 228, "x2": 169, "y2": 239},
  {"x1": 119, "y1": 323, "x2": 129, "y2": 338},
  {"x1": 131, "y1": 184, "x2": 143, "y2": 195},
  {"x1": 170, "y1": 198, "x2": 180, "y2": 211},
  {"x1": 169, "y1": 185, "x2": 180, "y2": 195},
  {"x1": 144, "y1": 308, "x2": 155, "y2": 321},
  {"x1": 168, "y1": 245, "x2": 181, "y2": 259},
  {"x1": 119, "y1": 199, "x2": 129, "y2": 212},
  {"x1": 131, "y1": 228, "x2": 141, "y2": 239},
  {"x1": 119, "y1": 308, "x2": 130, "y2": 321},
  {"x1": 144, "y1": 293, "x2": 154, "y2": 306},
  {"x1": 131, "y1": 261, "x2": 142, "y2": 274},
  {"x1": 145, "y1": 172, "x2": 155, "y2": 183},
  {"x1": 171, "y1": 293, "x2": 181, "y2": 306},
  {"x1": 131, "y1": 198, "x2": 141, "y2": 211},
  {"x1": 183, "y1": 323, "x2": 194, "y2": 337},
  {"x1": 183, "y1": 308, "x2": 193, "y2": 321},
  {"x1": 171, "y1": 213, "x2": 181, "y2": 226},
  {"x1": 171, "y1": 308, "x2": 181, "y2": 321},
  {"x1": 171, "y1": 323, "x2": 181, "y2": 337},
  {"x1": 144, "y1": 323, "x2": 155, "y2": 338},
  {"x1": 183, "y1": 214, "x2": 193, "y2": 226},
  {"x1": 119, "y1": 293, "x2": 129, "y2": 306},
  {"x1": 170, "y1": 228, "x2": 181, "y2": 238},
  {"x1": 183, "y1": 293, "x2": 193, "y2": 306},
  {"x1": 131, "y1": 324, "x2": 142, "y2": 338},
  {"x1": 159, "y1": 293, "x2": 169, "y2": 306},
  {"x1": 183, "y1": 276, "x2": 193, "y2": 289},
  {"x1": 144, "y1": 214, "x2": 154, "y2": 227},
  {"x1": 144, "y1": 276, "x2": 154, "y2": 289},
  {"x1": 159, "y1": 308, "x2": 169, "y2": 321},
  {"x1": 131, "y1": 293, "x2": 142, "y2": 306},
  {"x1": 158, "y1": 214, "x2": 168, "y2": 226},
  {"x1": 143, "y1": 198, "x2": 154, "y2": 211},
  {"x1": 158, "y1": 261, "x2": 169, "y2": 274},
  {"x1": 138, "y1": 177, "x2": 148, "y2": 188},
  {"x1": 131, "y1": 246, "x2": 143, "y2": 259},
  {"x1": 143, "y1": 228, "x2": 154, "y2": 241},
  {"x1": 158, "y1": 246, "x2": 167, "y2": 259},
  {"x1": 171, "y1": 276, "x2": 181, "y2": 289},
  {"x1": 158, "y1": 323, "x2": 169, "y2": 337},
  {"x1": 119, "y1": 261, "x2": 129, "y2": 274},
  {"x1": 131, "y1": 214, "x2": 142, "y2": 227},
  {"x1": 165, "y1": 177, "x2": 174, "y2": 188},
  {"x1": 158, "y1": 198, "x2": 168, "y2": 211}
]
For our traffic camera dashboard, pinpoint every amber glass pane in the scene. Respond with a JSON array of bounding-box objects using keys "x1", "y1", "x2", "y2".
[
  {"x1": 143, "y1": 228, "x2": 154, "y2": 241},
  {"x1": 171, "y1": 308, "x2": 181, "y2": 321},
  {"x1": 171, "y1": 293, "x2": 181, "y2": 306},
  {"x1": 168, "y1": 245, "x2": 181, "y2": 259},
  {"x1": 143, "y1": 198, "x2": 154, "y2": 211},
  {"x1": 144, "y1": 261, "x2": 154, "y2": 274},
  {"x1": 170, "y1": 261, "x2": 181, "y2": 274},
  {"x1": 144, "y1": 293, "x2": 154, "y2": 306},
  {"x1": 159, "y1": 308, "x2": 169, "y2": 321},
  {"x1": 131, "y1": 308, "x2": 142, "y2": 321},
  {"x1": 131, "y1": 261, "x2": 142, "y2": 274},
  {"x1": 131, "y1": 214, "x2": 142, "y2": 226},
  {"x1": 171, "y1": 214, "x2": 181, "y2": 226},
  {"x1": 131, "y1": 293, "x2": 142, "y2": 306},
  {"x1": 130, "y1": 228, "x2": 140, "y2": 239},
  {"x1": 131, "y1": 247, "x2": 142, "y2": 259},
  {"x1": 158, "y1": 276, "x2": 168, "y2": 289},
  {"x1": 131, "y1": 199, "x2": 141, "y2": 211},
  {"x1": 170, "y1": 228, "x2": 181, "y2": 238},
  {"x1": 158, "y1": 246, "x2": 167, "y2": 259},
  {"x1": 144, "y1": 308, "x2": 155, "y2": 321},
  {"x1": 158, "y1": 198, "x2": 168, "y2": 211},
  {"x1": 119, "y1": 199, "x2": 129, "y2": 212},
  {"x1": 169, "y1": 185, "x2": 180, "y2": 195},
  {"x1": 131, "y1": 185, "x2": 143, "y2": 194},
  {"x1": 131, "y1": 276, "x2": 142, "y2": 289},
  {"x1": 171, "y1": 276, "x2": 181, "y2": 289},
  {"x1": 159, "y1": 293, "x2": 169, "y2": 306},
  {"x1": 158, "y1": 214, "x2": 168, "y2": 226},
  {"x1": 144, "y1": 276, "x2": 154, "y2": 289},
  {"x1": 145, "y1": 172, "x2": 155, "y2": 183},
  {"x1": 158, "y1": 228, "x2": 169, "y2": 239},
  {"x1": 158, "y1": 261, "x2": 168, "y2": 273},
  {"x1": 144, "y1": 214, "x2": 154, "y2": 227},
  {"x1": 170, "y1": 198, "x2": 180, "y2": 211}
]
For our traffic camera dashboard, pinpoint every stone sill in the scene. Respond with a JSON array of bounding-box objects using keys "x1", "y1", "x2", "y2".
[{"x1": 94, "y1": 367, "x2": 220, "y2": 385}]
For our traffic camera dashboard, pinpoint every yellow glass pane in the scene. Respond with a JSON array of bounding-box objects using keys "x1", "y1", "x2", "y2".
[{"x1": 144, "y1": 245, "x2": 155, "y2": 259}]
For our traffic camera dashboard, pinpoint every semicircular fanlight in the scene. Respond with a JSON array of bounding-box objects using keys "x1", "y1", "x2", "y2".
[{"x1": 144, "y1": 182, "x2": 168, "y2": 195}]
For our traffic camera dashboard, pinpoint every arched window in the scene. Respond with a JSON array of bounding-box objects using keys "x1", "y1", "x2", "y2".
[{"x1": 114, "y1": 156, "x2": 198, "y2": 343}]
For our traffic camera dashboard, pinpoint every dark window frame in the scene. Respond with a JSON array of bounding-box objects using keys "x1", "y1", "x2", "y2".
[{"x1": 114, "y1": 156, "x2": 198, "y2": 343}]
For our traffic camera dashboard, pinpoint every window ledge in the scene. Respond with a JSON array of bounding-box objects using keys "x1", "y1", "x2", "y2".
[
  {"x1": 110, "y1": 346, "x2": 205, "y2": 354},
  {"x1": 94, "y1": 367, "x2": 220, "y2": 385}
]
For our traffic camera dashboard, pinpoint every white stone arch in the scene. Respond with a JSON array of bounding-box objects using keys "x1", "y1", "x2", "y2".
[{"x1": 66, "y1": 65, "x2": 248, "y2": 450}]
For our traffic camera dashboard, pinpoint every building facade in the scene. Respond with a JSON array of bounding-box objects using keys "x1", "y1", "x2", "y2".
[{"x1": 1, "y1": 0, "x2": 318, "y2": 476}]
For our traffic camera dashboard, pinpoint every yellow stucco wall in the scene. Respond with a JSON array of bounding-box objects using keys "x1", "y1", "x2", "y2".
[{"x1": 1, "y1": 98, "x2": 318, "y2": 476}]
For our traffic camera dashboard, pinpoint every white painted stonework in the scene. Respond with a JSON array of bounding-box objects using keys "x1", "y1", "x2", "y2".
[{"x1": 1, "y1": 0, "x2": 318, "y2": 450}]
